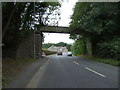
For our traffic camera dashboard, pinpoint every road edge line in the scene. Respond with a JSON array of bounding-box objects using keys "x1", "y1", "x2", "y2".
[{"x1": 26, "y1": 60, "x2": 49, "y2": 88}]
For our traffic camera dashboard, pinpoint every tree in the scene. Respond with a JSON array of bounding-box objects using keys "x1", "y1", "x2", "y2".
[
  {"x1": 2, "y1": 2, "x2": 61, "y2": 58},
  {"x1": 71, "y1": 38, "x2": 86, "y2": 56},
  {"x1": 55, "y1": 42, "x2": 67, "y2": 47},
  {"x1": 70, "y1": 2, "x2": 119, "y2": 59}
]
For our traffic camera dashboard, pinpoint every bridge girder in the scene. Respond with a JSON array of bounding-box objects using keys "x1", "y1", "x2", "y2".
[{"x1": 37, "y1": 26, "x2": 71, "y2": 33}]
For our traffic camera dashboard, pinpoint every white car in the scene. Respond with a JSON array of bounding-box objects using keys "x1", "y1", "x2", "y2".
[{"x1": 67, "y1": 52, "x2": 72, "y2": 56}]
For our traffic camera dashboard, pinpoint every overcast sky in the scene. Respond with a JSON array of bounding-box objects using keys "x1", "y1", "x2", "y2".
[
  {"x1": 43, "y1": 0, "x2": 77, "y2": 44},
  {"x1": 58, "y1": 0, "x2": 77, "y2": 27},
  {"x1": 43, "y1": 33, "x2": 74, "y2": 44}
]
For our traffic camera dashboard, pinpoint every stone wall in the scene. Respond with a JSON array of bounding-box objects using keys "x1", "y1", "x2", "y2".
[
  {"x1": 35, "y1": 33, "x2": 42, "y2": 58},
  {"x1": 16, "y1": 33, "x2": 34, "y2": 59},
  {"x1": 16, "y1": 32, "x2": 42, "y2": 59}
]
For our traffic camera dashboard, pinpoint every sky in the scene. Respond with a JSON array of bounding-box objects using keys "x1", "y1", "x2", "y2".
[
  {"x1": 58, "y1": 0, "x2": 77, "y2": 27},
  {"x1": 43, "y1": 33, "x2": 74, "y2": 44},
  {"x1": 43, "y1": 0, "x2": 77, "y2": 44}
]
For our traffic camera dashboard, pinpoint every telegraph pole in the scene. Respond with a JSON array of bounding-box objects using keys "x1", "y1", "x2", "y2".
[{"x1": 34, "y1": 1, "x2": 36, "y2": 59}]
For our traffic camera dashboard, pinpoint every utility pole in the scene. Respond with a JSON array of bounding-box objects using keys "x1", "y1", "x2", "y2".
[{"x1": 33, "y1": 1, "x2": 36, "y2": 59}]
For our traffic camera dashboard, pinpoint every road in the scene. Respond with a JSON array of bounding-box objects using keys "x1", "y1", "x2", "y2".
[{"x1": 26, "y1": 55, "x2": 118, "y2": 88}]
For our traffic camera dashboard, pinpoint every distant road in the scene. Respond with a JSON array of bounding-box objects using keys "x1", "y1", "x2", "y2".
[{"x1": 27, "y1": 55, "x2": 118, "y2": 88}]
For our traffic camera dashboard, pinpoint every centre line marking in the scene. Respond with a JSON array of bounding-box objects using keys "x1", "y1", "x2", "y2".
[
  {"x1": 73, "y1": 61, "x2": 79, "y2": 65},
  {"x1": 85, "y1": 67, "x2": 106, "y2": 77}
]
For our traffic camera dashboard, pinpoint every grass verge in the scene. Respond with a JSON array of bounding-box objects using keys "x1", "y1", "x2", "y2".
[
  {"x1": 2, "y1": 58, "x2": 37, "y2": 88},
  {"x1": 78, "y1": 55, "x2": 119, "y2": 67}
]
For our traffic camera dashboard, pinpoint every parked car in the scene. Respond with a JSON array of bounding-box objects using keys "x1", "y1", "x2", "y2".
[{"x1": 57, "y1": 52, "x2": 62, "y2": 55}]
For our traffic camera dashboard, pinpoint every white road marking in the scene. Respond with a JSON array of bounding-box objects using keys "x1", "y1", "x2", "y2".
[
  {"x1": 73, "y1": 61, "x2": 79, "y2": 65},
  {"x1": 85, "y1": 67, "x2": 106, "y2": 77}
]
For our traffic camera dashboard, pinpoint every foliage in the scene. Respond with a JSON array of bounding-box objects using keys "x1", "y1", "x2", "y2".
[
  {"x1": 70, "y1": 2, "x2": 119, "y2": 59},
  {"x1": 79, "y1": 55, "x2": 119, "y2": 66},
  {"x1": 42, "y1": 43, "x2": 54, "y2": 49},
  {"x1": 55, "y1": 42, "x2": 68, "y2": 46},
  {"x1": 2, "y1": 2, "x2": 61, "y2": 57},
  {"x1": 95, "y1": 37, "x2": 120, "y2": 60},
  {"x1": 70, "y1": 2, "x2": 119, "y2": 36},
  {"x1": 71, "y1": 39, "x2": 86, "y2": 56}
]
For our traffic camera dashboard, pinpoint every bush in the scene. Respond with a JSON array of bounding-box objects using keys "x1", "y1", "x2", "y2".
[
  {"x1": 71, "y1": 39, "x2": 86, "y2": 56},
  {"x1": 96, "y1": 37, "x2": 120, "y2": 60}
]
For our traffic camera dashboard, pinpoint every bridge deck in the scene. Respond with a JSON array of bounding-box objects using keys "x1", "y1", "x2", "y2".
[{"x1": 38, "y1": 26, "x2": 70, "y2": 33}]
